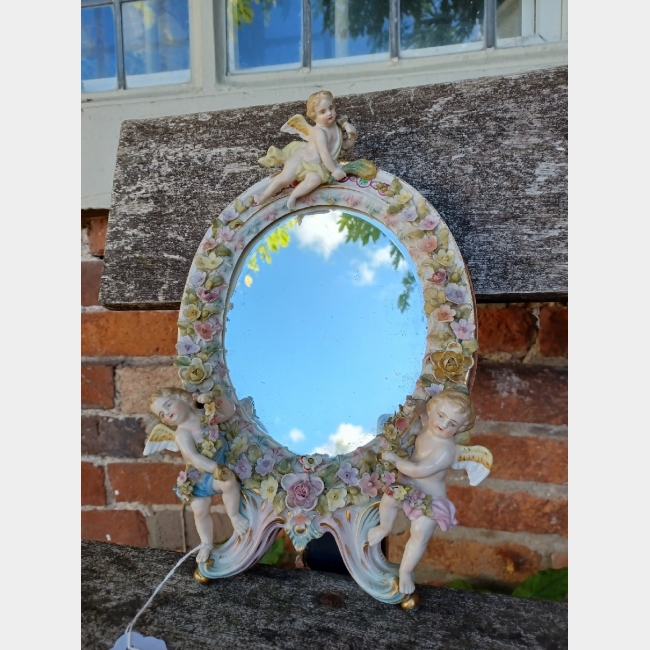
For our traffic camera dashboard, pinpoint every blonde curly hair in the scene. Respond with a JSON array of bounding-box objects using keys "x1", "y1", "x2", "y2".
[
  {"x1": 306, "y1": 90, "x2": 334, "y2": 121},
  {"x1": 149, "y1": 387, "x2": 194, "y2": 418},
  {"x1": 427, "y1": 388, "x2": 476, "y2": 439}
]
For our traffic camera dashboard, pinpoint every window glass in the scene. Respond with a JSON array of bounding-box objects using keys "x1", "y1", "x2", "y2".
[
  {"x1": 497, "y1": 0, "x2": 564, "y2": 45},
  {"x1": 311, "y1": 0, "x2": 389, "y2": 65},
  {"x1": 82, "y1": 5, "x2": 118, "y2": 92},
  {"x1": 122, "y1": 0, "x2": 190, "y2": 88},
  {"x1": 227, "y1": 0, "x2": 302, "y2": 72},
  {"x1": 400, "y1": 0, "x2": 484, "y2": 52}
]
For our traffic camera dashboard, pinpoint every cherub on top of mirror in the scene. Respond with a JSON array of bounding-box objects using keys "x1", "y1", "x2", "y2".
[{"x1": 254, "y1": 90, "x2": 376, "y2": 210}]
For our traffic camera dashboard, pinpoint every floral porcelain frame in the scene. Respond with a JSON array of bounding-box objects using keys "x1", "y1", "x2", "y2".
[{"x1": 176, "y1": 171, "x2": 478, "y2": 605}]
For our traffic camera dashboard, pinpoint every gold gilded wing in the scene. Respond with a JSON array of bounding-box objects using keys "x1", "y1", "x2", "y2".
[
  {"x1": 281, "y1": 115, "x2": 312, "y2": 141},
  {"x1": 452, "y1": 444, "x2": 493, "y2": 486},
  {"x1": 143, "y1": 423, "x2": 179, "y2": 456}
]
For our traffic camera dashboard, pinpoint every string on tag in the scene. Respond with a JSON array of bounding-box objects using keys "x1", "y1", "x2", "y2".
[{"x1": 125, "y1": 543, "x2": 213, "y2": 650}]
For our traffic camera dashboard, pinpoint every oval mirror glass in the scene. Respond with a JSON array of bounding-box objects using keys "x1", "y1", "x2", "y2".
[{"x1": 225, "y1": 209, "x2": 426, "y2": 455}]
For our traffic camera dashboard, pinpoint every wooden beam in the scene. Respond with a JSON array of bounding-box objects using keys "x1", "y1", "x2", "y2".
[{"x1": 101, "y1": 67, "x2": 567, "y2": 309}]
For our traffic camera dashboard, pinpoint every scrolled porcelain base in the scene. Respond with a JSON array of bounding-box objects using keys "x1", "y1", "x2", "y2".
[
  {"x1": 195, "y1": 490, "x2": 413, "y2": 606},
  {"x1": 196, "y1": 490, "x2": 285, "y2": 581}
]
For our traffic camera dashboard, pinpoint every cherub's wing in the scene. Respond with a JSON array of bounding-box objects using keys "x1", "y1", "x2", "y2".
[
  {"x1": 452, "y1": 444, "x2": 493, "y2": 486},
  {"x1": 281, "y1": 115, "x2": 311, "y2": 141},
  {"x1": 144, "y1": 423, "x2": 179, "y2": 456}
]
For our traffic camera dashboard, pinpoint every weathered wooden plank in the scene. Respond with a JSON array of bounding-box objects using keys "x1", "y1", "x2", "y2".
[
  {"x1": 101, "y1": 68, "x2": 567, "y2": 309},
  {"x1": 81, "y1": 540, "x2": 568, "y2": 649}
]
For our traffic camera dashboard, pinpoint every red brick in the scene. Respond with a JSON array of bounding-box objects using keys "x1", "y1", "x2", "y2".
[
  {"x1": 108, "y1": 462, "x2": 185, "y2": 504},
  {"x1": 81, "y1": 260, "x2": 104, "y2": 307},
  {"x1": 155, "y1": 508, "x2": 234, "y2": 551},
  {"x1": 470, "y1": 433, "x2": 567, "y2": 485},
  {"x1": 81, "y1": 509, "x2": 149, "y2": 547},
  {"x1": 551, "y1": 552, "x2": 568, "y2": 569},
  {"x1": 81, "y1": 462, "x2": 107, "y2": 506},
  {"x1": 388, "y1": 534, "x2": 542, "y2": 585},
  {"x1": 477, "y1": 306, "x2": 536, "y2": 355},
  {"x1": 447, "y1": 485, "x2": 567, "y2": 536},
  {"x1": 538, "y1": 305, "x2": 568, "y2": 357},
  {"x1": 115, "y1": 365, "x2": 181, "y2": 414},
  {"x1": 472, "y1": 363, "x2": 568, "y2": 425},
  {"x1": 82, "y1": 414, "x2": 149, "y2": 457},
  {"x1": 81, "y1": 311, "x2": 178, "y2": 357},
  {"x1": 81, "y1": 364, "x2": 114, "y2": 409},
  {"x1": 86, "y1": 214, "x2": 109, "y2": 257}
]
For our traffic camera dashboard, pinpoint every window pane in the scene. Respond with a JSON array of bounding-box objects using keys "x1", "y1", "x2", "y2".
[
  {"x1": 227, "y1": 0, "x2": 302, "y2": 72},
  {"x1": 123, "y1": 0, "x2": 190, "y2": 88},
  {"x1": 82, "y1": 5, "x2": 117, "y2": 93},
  {"x1": 312, "y1": 0, "x2": 389, "y2": 65},
  {"x1": 400, "y1": 0, "x2": 484, "y2": 52},
  {"x1": 497, "y1": 0, "x2": 564, "y2": 45}
]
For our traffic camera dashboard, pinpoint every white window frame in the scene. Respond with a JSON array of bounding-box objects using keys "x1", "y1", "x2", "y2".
[
  {"x1": 81, "y1": 0, "x2": 207, "y2": 101},
  {"x1": 81, "y1": 0, "x2": 567, "y2": 106}
]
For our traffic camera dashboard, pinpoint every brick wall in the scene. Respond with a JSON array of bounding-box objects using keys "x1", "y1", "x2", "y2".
[{"x1": 81, "y1": 212, "x2": 568, "y2": 587}]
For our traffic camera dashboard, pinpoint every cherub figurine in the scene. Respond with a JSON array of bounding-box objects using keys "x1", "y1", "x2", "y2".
[
  {"x1": 146, "y1": 387, "x2": 249, "y2": 563},
  {"x1": 368, "y1": 389, "x2": 492, "y2": 595},
  {"x1": 254, "y1": 90, "x2": 358, "y2": 210}
]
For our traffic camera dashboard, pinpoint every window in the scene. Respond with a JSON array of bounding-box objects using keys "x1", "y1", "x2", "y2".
[
  {"x1": 81, "y1": 0, "x2": 190, "y2": 92},
  {"x1": 226, "y1": 0, "x2": 566, "y2": 74}
]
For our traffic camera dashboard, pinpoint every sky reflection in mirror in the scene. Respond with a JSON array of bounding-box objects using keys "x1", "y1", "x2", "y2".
[{"x1": 226, "y1": 210, "x2": 425, "y2": 455}]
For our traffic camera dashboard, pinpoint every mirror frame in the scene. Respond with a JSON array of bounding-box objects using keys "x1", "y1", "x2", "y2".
[{"x1": 176, "y1": 170, "x2": 478, "y2": 602}]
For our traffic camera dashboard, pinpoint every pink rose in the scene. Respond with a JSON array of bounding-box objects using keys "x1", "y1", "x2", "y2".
[
  {"x1": 418, "y1": 214, "x2": 440, "y2": 231},
  {"x1": 201, "y1": 238, "x2": 218, "y2": 253},
  {"x1": 217, "y1": 226, "x2": 235, "y2": 242},
  {"x1": 433, "y1": 304, "x2": 456, "y2": 323},
  {"x1": 359, "y1": 472, "x2": 380, "y2": 498},
  {"x1": 383, "y1": 472, "x2": 396, "y2": 485},
  {"x1": 281, "y1": 472, "x2": 324, "y2": 511},
  {"x1": 451, "y1": 319, "x2": 476, "y2": 341},
  {"x1": 418, "y1": 236, "x2": 438, "y2": 253},
  {"x1": 197, "y1": 287, "x2": 222, "y2": 302},
  {"x1": 194, "y1": 320, "x2": 220, "y2": 341},
  {"x1": 430, "y1": 269, "x2": 447, "y2": 285}
]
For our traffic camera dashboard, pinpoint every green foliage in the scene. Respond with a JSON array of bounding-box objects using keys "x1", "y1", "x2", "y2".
[
  {"x1": 337, "y1": 212, "x2": 414, "y2": 313},
  {"x1": 511, "y1": 568, "x2": 568, "y2": 602},
  {"x1": 258, "y1": 538, "x2": 285, "y2": 566},
  {"x1": 338, "y1": 213, "x2": 382, "y2": 246},
  {"x1": 246, "y1": 219, "x2": 295, "y2": 275},
  {"x1": 446, "y1": 568, "x2": 568, "y2": 602},
  {"x1": 246, "y1": 211, "x2": 415, "y2": 312},
  {"x1": 398, "y1": 271, "x2": 416, "y2": 312}
]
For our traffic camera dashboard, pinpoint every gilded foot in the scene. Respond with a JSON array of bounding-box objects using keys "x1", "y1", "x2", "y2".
[
  {"x1": 400, "y1": 593, "x2": 420, "y2": 611},
  {"x1": 193, "y1": 567, "x2": 211, "y2": 585}
]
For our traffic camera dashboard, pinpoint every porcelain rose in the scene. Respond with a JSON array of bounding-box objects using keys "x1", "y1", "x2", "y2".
[{"x1": 281, "y1": 472, "x2": 325, "y2": 511}]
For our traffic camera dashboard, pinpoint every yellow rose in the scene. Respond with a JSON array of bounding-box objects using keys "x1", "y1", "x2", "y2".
[
  {"x1": 184, "y1": 304, "x2": 201, "y2": 322},
  {"x1": 430, "y1": 342, "x2": 474, "y2": 383}
]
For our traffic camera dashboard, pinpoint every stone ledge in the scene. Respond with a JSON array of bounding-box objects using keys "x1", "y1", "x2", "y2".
[{"x1": 82, "y1": 540, "x2": 567, "y2": 650}]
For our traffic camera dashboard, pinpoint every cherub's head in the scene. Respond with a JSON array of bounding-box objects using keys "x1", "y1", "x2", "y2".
[
  {"x1": 307, "y1": 90, "x2": 336, "y2": 126},
  {"x1": 426, "y1": 388, "x2": 475, "y2": 439},
  {"x1": 150, "y1": 387, "x2": 195, "y2": 427}
]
